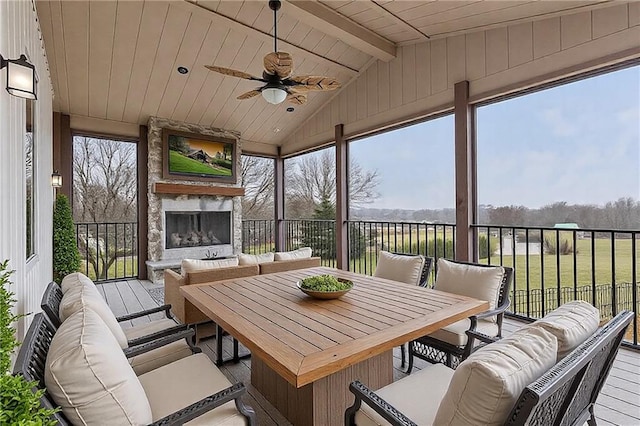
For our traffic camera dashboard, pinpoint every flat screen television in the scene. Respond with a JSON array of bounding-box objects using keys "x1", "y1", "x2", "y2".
[{"x1": 162, "y1": 129, "x2": 237, "y2": 183}]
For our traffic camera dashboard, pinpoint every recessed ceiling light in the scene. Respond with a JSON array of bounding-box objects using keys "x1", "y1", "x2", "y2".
[
  {"x1": 273, "y1": 128, "x2": 281, "y2": 133},
  {"x1": 286, "y1": 107, "x2": 295, "y2": 112},
  {"x1": 177, "y1": 66, "x2": 189, "y2": 74}
]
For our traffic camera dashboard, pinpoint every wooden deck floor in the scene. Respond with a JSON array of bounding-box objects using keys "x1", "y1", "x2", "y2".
[{"x1": 97, "y1": 279, "x2": 640, "y2": 425}]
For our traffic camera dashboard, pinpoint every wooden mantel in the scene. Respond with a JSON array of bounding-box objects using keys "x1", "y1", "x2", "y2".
[{"x1": 153, "y1": 182, "x2": 245, "y2": 197}]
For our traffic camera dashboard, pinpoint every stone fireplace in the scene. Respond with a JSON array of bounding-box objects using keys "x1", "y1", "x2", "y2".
[{"x1": 145, "y1": 117, "x2": 243, "y2": 283}]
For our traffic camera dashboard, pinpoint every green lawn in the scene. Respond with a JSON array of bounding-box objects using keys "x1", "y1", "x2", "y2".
[
  {"x1": 169, "y1": 150, "x2": 232, "y2": 176},
  {"x1": 79, "y1": 256, "x2": 138, "y2": 281}
]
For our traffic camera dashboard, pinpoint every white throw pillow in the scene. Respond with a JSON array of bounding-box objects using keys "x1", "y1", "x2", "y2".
[
  {"x1": 45, "y1": 308, "x2": 153, "y2": 425},
  {"x1": 373, "y1": 251, "x2": 425, "y2": 285},
  {"x1": 434, "y1": 325, "x2": 557, "y2": 426},
  {"x1": 533, "y1": 300, "x2": 600, "y2": 359},
  {"x1": 59, "y1": 281, "x2": 128, "y2": 348},
  {"x1": 274, "y1": 247, "x2": 312, "y2": 261},
  {"x1": 435, "y1": 258, "x2": 504, "y2": 322},
  {"x1": 181, "y1": 257, "x2": 239, "y2": 274},
  {"x1": 60, "y1": 271, "x2": 95, "y2": 294},
  {"x1": 238, "y1": 252, "x2": 275, "y2": 265}
]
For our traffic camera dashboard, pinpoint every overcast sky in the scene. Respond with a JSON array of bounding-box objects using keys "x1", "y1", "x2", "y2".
[{"x1": 348, "y1": 65, "x2": 639, "y2": 210}]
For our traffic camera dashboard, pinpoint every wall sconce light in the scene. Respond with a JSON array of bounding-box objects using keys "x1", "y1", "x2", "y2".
[
  {"x1": 0, "y1": 54, "x2": 37, "y2": 100},
  {"x1": 51, "y1": 171, "x2": 62, "y2": 188}
]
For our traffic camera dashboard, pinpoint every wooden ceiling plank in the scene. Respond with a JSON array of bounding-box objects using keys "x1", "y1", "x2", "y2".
[
  {"x1": 106, "y1": 0, "x2": 144, "y2": 122},
  {"x1": 61, "y1": 0, "x2": 89, "y2": 117},
  {"x1": 209, "y1": 36, "x2": 265, "y2": 128},
  {"x1": 368, "y1": 1, "x2": 430, "y2": 43},
  {"x1": 174, "y1": 25, "x2": 229, "y2": 123},
  {"x1": 120, "y1": 1, "x2": 170, "y2": 123},
  {"x1": 214, "y1": 0, "x2": 245, "y2": 19},
  {"x1": 177, "y1": 1, "x2": 359, "y2": 76},
  {"x1": 236, "y1": 1, "x2": 267, "y2": 27},
  {"x1": 35, "y1": 1, "x2": 61, "y2": 111},
  {"x1": 88, "y1": 0, "x2": 117, "y2": 119},
  {"x1": 193, "y1": 30, "x2": 247, "y2": 125},
  {"x1": 421, "y1": 1, "x2": 610, "y2": 39},
  {"x1": 411, "y1": 1, "x2": 533, "y2": 30},
  {"x1": 49, "y1": 1, "x2": 70, "y2": 113},
  {"x1": 136, "y1": 4, "x2": 192, "y2": 124},
  {"x1": 155, "y1": 13, "x2": 212, "y2": 120},
  {"x1": 284, "y1": 0, "x2": 396, "y2": 61}
]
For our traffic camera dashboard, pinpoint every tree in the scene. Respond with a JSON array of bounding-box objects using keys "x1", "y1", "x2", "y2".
[
  {"x1": 53, "y1": 194, "x2": 81, "y2": 283},
  {"x1": 240, "y1": 155, "x2": 274, "y2": 219},
  {"x1": 285, "y1": 150, "x2": 380, "y2": 218},
  {"x1": 73, "y1": 136, "x2": 137, "y2": 223}
]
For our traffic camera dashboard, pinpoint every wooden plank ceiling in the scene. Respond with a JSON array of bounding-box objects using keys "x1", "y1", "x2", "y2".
[{"x1": 35, "y1": 0, "x2": 611, "y2": 149}]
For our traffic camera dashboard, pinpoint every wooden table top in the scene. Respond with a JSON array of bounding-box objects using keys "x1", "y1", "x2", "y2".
[{"x1": 181, "y1": 266, "x2": 488, "y2": 388}]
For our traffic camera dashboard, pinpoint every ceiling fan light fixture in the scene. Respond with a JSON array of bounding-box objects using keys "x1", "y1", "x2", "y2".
[{"x1": 262, "y1": 87, "x2": 287, "y2": 104}]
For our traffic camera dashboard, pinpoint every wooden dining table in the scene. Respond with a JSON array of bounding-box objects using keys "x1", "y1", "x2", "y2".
[{"x1": 181, "y1": 266, "x2": 488, "y2": 425}]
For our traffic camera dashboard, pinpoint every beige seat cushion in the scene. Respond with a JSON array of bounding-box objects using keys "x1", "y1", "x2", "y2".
[
  {"x1": 434, "y1": 325, "x2": 557, "y2": 425},
  {"x1": 274, "y1": 247, "x2": 312, "y2": 261},
  {"x1": 373, "y1": 251, "x2": 425, "y2": 285},
  {"x1": 59, "y1": 281, "x2": 129, "y2": 348},
  {"x1": 138, "y1": 353, "x2": 247, "y2": 425},
  {"x1": 355, "y1": 363, "x2": 454, "y2": 426},
  {"x1": 182, "y1": 258, "x2": 239, "y2": 274},
  {"x1": 122, "y1": 318, "x2": 179, "y2": 341},
  {"x1": 45, "y1": 308, "x2": 153, "y2": 425},
  {"x1": 429, "y1": 318, "x2": 500, "y2": 346},
  {"x1": 533, "y1": 300, "x2": 600, "y2": 359},
  {"x1": 238, "y1": 252, "x2": 275, "y2": 265},
  {"x1": 435, "y1": 259, "x2": 504, "y2": 323},
  {"x1": 60, "y1": 271, "x2": 95, "y2": 294}
]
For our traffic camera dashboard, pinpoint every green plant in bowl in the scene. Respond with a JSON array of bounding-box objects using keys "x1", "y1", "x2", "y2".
[{"x1": 298, "y1": 275, "x2": 353, "y2": 299}]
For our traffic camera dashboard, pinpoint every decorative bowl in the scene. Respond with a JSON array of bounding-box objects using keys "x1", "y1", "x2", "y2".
[{"x1": 296, "y1": 276, "x2": 353, "y2": 300}]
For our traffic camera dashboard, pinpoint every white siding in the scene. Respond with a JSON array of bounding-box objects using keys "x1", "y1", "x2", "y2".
[
  {"x1": 0, "y1": 0, "x2": 54, "y2": 339},
  {"x1": 282, "y1": 3, "x2": 640, "y2": 155}
]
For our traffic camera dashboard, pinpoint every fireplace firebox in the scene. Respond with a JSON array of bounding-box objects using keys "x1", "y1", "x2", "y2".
[{"x1": 165, "y1": 211, "x2": 231, "y2": 249}]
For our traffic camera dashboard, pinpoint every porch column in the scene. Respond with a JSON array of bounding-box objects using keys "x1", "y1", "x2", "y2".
[
  {"x1": 52, "y1": 112, "x2": 72, "y2": 200},
  {"x1": 137, "y1": 125, "x2": 149, "y2": 280},
  {"x1": 454, "y1": 81, "x2": 477, "y2": 261},
  {"x1": 335, "y1": 124, "x2": 348, "y2": 270},
  {"x1": 274, "y1": 147, "x2": 285, "y2": 251}
]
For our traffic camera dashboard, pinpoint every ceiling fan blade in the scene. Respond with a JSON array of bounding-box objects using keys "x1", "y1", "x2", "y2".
[
  {"x1": 264, "y1": 52, "x2": 293, "y2": 79},
  {"x1": 205, "y1": 65, "x2": 265, "y2": 81},
  {"x1": 237, "y1": 89, "x2": 262, "y2": 100},
  {"x1": 288, "y1": 75, "x2": 341, "y2": 91},
  {"x1": 287, "y1": 93, "x2": 307, "y2": 105}
]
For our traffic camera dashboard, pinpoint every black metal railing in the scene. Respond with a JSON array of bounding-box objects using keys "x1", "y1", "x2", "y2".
[
  {"x1": 473, "y1": 224, "x2": 639, "y2": 347},
  {"x1": 241, "y1": 219, "x2": 639, "y2": 348},
  {"x1": 75, "y1": 222, "x2": 138, "y2": 282}
]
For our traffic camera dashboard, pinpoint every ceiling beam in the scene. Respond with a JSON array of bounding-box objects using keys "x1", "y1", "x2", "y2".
[
  {"x1": 284, "y1": 0, "x2": 396, "y2": 62},
  {"x1": 177, "y1": 0, "x2": 358, "y2": 76}
]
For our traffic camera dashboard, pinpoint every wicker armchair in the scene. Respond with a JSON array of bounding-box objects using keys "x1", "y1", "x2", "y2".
[
  {"x1": 345, "y1": 310, "x2": 633, "y2": 426},
  {"x1": 373, "y1": 251, "x2": 434, "y2": 367},
  {"x1": 407, "y1": 259, "x2": 513, "y2": 371},
  {"x1": 14, "y1": 313, "x2": 256, "y2": 425}
]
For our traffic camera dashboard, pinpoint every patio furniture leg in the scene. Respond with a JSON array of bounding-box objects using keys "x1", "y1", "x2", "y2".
[
  {"x1": 405, "y1": 344, "x2": 415, "y2": 374},
  {"x1": 400, "y1": 343, "x2": 406, "y2": 367}
]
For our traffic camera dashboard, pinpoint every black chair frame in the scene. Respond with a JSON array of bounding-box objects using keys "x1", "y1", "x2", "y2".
[
  {"x1": 407, "y1": 259, "x2": 513, "y2": 371},
  {"x1": 14, "y1": 313, "x2": 257, "y2": 425},
  {"x1": 345, "y1": 310, "x2": 633, "y2": 426},
  {"x1": 42, "y1": 281, "x2": 187, "y2": 347}
]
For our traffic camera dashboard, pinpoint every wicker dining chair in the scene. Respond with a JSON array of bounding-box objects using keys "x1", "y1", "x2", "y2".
[
  {"x1": 373, "y1": 251, "x2": 434, "y2": 367},
  {"x1": 407, "y1": 258, "x2": 513, "y2": 371}
]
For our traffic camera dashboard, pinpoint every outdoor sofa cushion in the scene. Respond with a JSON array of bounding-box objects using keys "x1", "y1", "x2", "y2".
[
  {"x1": 531, "y1": 300, "x2": 600, "y2": 359},
  {"x1": 373, "y1": 250, "x2": 425, "y2": 285},
  {"x1": 138, "y1": 353, "x2": 247, "y2": 425},
  {"x1": 434, "y1": 258, "x2": 504, "y2": 323},
  {"x1": 182, "y1": 257, "x2": 239, "y2": 274},
  {"x1": 45, "y1": 308, "x2": 153, "y2": 425},
  {"x1": 274, "y1": 247, "x2": 312, "y2": 260},
  {"x1": 59, "y1": 275, "x2": 192, "y2": 374},
  {"x1": 60, "y1": 271, "x2": 95, "y2": 294},
  {"x1": 238, "y1": 252, "x2": 275, "y2": 265},
  {"x1": 59, "y1": 279, "x2": 129, "y2": 348},
  {"x1": 433, "y1": 325, "x2": 557, "y2": 425}
]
